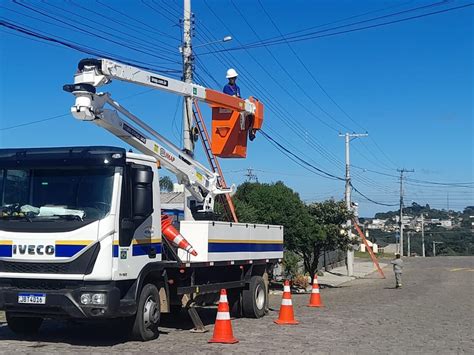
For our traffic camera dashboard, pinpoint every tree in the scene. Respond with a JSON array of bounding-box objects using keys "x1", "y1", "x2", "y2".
[
  {"x1": 159, "y1": 176, "x2": 174, "y2": 192},
  {"x1": 288, "y1": 200, "x2": 352, "y2": 280},
  {"x1": 232, "y1": 182, "x2": 352, "y2": 280},
  {"x1": 233, "y1": 181, "x2": 312, "y2": 250}
]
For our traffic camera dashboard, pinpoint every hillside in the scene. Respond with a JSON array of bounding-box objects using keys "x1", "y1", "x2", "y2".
[{"x1": 363, "y1": 204, "x2": 474, "y2": 256}]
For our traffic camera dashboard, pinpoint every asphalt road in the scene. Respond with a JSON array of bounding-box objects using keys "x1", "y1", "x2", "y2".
[{"x1": 0, "y1": 256, "x2": 472, "y2": 353}]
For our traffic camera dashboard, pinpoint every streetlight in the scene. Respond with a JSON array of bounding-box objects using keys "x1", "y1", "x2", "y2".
[{"x1": 193, "y1": 36, "x2": 232, "y2": 49}]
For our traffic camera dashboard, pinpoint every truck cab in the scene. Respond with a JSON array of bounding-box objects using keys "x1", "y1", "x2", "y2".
[{"x1": 0, "y1": 146, "x2": 164, "y2": 332}]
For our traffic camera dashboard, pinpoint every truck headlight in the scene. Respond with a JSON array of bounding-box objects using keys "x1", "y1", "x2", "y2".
[
  {"x1": 80, "y1": 293, "x2": 106, "y2": 305},
  {"x1": 80, "y1": 293, "x2": 92, "y2": 305},
  {"x1": 91, "y1": 293, "x2": 106, "y2": 305}
]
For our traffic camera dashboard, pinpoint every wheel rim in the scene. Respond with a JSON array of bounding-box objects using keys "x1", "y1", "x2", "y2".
[
  {"x1": 143, "y1": 295, "x2": 159, "y2": 329},
  {"x1": 255, "y1": 284, "x2": 265, "y2": 310}
]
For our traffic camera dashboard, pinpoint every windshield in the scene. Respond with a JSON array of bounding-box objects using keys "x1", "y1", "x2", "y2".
[{"x1": 0, "y1": 167, "x2": 115, "y2": 221}]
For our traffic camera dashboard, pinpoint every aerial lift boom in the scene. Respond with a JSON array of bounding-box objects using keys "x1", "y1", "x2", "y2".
[{"x1": 64, "y1": 58, "x2": 263, "y2": 213}]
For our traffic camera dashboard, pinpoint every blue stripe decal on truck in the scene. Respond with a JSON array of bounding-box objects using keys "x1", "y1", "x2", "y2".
[
  {"x1": 132, "y1": 243, "x2": 162, "y2": 256},
  {"x1": 208, "y1": 243, "x2": 283, "y2": 253},
  {"x1": 55, "y1": 245, "x2": 86, "y2": 257},
  {"x1": 113, "y1": 245, "x2": 119, "y2": 258},
  {"x1": 113, "y1": 242, "x2": 162, "y2": 258},
  {"x1": 0, "y1": 245, "x2": 12, "y2": 257}
]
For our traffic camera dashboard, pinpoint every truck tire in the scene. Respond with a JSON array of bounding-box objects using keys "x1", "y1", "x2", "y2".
[
  {"x1": 242, "y1": 275, "x2": 267, "y2": 318},
  {"x1": 131, "y1": 283, "x2": 161, "y2": 341},
  {"x1": 6, "y1": 313, "x2": 43, "y2": 334}
]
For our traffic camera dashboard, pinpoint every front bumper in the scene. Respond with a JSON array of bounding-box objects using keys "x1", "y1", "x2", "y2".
[{"x1": 0, "y1": 281, "x2": 136, "y2": 319}]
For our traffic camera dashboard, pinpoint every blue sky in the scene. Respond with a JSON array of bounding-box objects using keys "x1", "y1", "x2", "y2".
[{"x1": 0, "y1": 0, "x2": 472, "y2": 216}]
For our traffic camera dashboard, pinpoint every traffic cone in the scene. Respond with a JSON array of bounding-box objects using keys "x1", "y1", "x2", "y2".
[
  {"x1": 308, "y1": 275, "x2": 323, "y2": 307},
  {"x1": 209, "y1": 289, "x2": 239, "y2": 344},
  {"x1": 274, "y1": 280, "x2": 299, "y2": 325},
  {"x1": 161, "y1": 214, "x2": 198, "y2": 256}
]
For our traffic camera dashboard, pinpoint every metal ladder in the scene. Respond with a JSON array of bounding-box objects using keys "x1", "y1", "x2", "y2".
[{"x1": 192, "y1": 100, "x2": 238, "y2": 222}]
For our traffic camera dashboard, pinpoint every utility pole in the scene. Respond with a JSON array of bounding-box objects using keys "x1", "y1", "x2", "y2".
[
  {"x1": 397, "y1": 168, "x2": 414, "y2": 256},
  {"x1": 421, "y1": 214, "x2": 426, "y2": 257},
  {"x1": 339, "y1": 132, "x2": 368, "y2": 276},
  {"x1": 245, "y1": 168, "x2": 259, "y2": 183},
  {"x1": 182, "y1": 0, "x2": 195, "y2": 221}
]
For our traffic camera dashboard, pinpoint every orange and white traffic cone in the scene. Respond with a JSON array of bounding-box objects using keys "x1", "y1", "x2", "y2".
[
  {"x1": 274, "y1": 280, "x2": 299, "y2": 325},
  {"x1": 308, "y1": 275, "x2": 323, "y2": 307},
  {"x1": 161, "y1": 214, "x2": 198, "y2": 256},
  {"x1": 209, "y1": 289, "x2": 239, "y2": 344}
]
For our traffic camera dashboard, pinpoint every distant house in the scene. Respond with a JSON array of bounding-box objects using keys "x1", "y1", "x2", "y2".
[
  {"x1": 367, "y1": 218, "x2": 387, "y2": 230},
  {"x1": 360, "y1": 239, "x2": 379, "y2": 253},
  {"x1": 439, "y1": 220, "x2": 452, "y2": 228}
]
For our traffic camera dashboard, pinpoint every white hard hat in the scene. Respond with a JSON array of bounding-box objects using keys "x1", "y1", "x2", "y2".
[{"x1": 226, "y1": 68, "x2": 238, "y2": 78}]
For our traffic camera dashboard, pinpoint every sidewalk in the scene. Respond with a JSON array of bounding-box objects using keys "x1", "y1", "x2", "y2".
[{"x1": 318, "y1": 258, "x2": 387, "y2": 287}]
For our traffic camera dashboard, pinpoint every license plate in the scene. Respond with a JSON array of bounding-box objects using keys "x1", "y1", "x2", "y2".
[{"x1": 18, "y1": 293, "x2": 46, "y2": 304}]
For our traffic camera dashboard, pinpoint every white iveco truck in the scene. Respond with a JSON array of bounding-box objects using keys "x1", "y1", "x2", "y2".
[{"x1": 0, "y1": 59, "x2": 283, "y2": 341}]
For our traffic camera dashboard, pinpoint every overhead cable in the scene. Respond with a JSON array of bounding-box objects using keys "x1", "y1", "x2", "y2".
[
  {"x1": 350, "y1": 183, "x2": 399, "y2": 206},
  {"x1": 260, "y1": 130, "x2": 345, "y2": 181},
  {"x1": 201, "y1": 3, "x2": 473, "y2": 54}
]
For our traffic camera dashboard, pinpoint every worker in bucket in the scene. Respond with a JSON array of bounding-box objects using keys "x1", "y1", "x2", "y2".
[
  {"x1": 223, "y1": 68, "x2": 241, "y2": 98},
  {"x1": 391, "y1": 253, "x2": 403, "y2": 288}
]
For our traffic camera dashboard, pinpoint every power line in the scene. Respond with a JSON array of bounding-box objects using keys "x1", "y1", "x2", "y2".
[
  {"x1": 0, "y1": 113, "x2": 70, "y2": 131},
  {"x1": 0, "y1": 89, "x2": 156, "y2": 131},
  {"x1": 406, "y1": 177, "x2": 474, "y2": 187},
  {"x1": 141, "y1": 0, "x2": 180, "y2": 25},
  {"x1": 246, "y1": 1, "x2": 425, "y2": 47},
  {"x1": 66, "y1": 0, "x2": 179, "y2": 54},
  {"x1": 95, "y1": 0, "x2": 181, "y2": 40},
  {"x1": 245, "y1": 1, "x2": 449, "y2": 48},
  {"x1": 0, "y1": 20, "x2": 181, "y2": 75},
  {"x1": 202, "y1": 2, "x2": 472, "y2": 53},
  {"x1": 260, "y1": 130, "x2": 345, "y2": 181},
  {"x1": 351, "y1": 183, "x2": 399, "y2": 206},
  {"x1": 10, "y1": 0, "x2": 181, "y2": 64}
]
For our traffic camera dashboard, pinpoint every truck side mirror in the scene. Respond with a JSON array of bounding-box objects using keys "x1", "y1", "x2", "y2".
[{"x1": 132, "y1": 167, "x2": 153, "y2": 220}]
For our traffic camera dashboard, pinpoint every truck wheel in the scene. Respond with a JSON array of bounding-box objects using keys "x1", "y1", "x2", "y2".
[
  {"x1": 242, "y1": 275, "x2": 267, "y2": 318},
  {"x1": 131, "y1": 284, "x2": 161, "y2": 341},
  {"x1": 6, "y1": 313, "x2": 43, "y2": 334}
]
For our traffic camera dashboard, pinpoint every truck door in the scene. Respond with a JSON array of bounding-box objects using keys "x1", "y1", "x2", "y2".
[{"x1": 114, "y1": 163, "x2": 161, "y2": 281}]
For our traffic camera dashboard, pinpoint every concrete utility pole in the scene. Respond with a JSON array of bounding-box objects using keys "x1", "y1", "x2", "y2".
[
  {"x1": 421, "y1": 214, "x2": 426, "y2": 257},
  {"x1": 182, "y1": 0, "x2": 195, "y2": 221},
  {"x1": 397, "y1": 168, "x2": 414, "y2": 256},
  {"x1": 339, "y1": 132, "x2": 368, "y2": 276}
]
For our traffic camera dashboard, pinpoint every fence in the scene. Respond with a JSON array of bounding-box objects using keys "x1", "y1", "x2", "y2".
[{"x1": 319, "y1": 249, "x2": 346, "y2": 271}]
